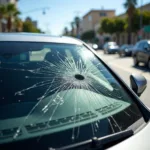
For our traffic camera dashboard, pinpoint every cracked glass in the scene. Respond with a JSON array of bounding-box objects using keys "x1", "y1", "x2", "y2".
[{"x1": 0, "y1": 41, "x2": 143, "y2": 147}]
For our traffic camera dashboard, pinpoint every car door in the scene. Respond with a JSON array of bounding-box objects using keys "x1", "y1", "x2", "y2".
[
  {"x1": 142, "y1": 42, "x2": 150, "y2": 63},
  {"x1": 133, "y1": 42, "x2": 140, "y2": 56},
  {"x1": 136, "y1": 41, "x2": 145, "y2": 62}
]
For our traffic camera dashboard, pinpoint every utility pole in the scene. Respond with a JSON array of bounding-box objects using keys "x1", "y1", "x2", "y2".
[{"x1": 140, "y1": 0, "x2": 143, "y2": 29}]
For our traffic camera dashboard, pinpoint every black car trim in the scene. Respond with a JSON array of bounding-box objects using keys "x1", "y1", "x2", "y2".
[{"x1": 55, "y1": 129, "x2": 133, "y2": 150}]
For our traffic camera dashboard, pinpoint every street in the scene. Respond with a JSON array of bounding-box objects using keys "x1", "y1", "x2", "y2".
[{"x1": 97, "y1": 50, "x2": 150, "y2": 107}]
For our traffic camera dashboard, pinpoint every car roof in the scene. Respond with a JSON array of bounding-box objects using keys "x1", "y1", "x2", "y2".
[
  {"x1": 107, "y1": 41, "x2": 116, "y2": 44},
  {"x1": 0, "y1": 33, "x2": 82, "y2": 45},
  {"x1": 139, "y1": 39, "x2": 150, "y2": 43}
]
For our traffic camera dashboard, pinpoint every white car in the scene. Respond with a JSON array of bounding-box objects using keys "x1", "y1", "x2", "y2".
[{"x1": 0, "y1": 33, "x2": 150, "y2": 150}]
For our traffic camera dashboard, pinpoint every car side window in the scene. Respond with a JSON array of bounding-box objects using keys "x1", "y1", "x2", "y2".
[
  {"x1": 134, "y1": 42, "x2": 140, "y2": 49},
  {"x1": 138, "y1": 42, "x2": 144, "y2": 49},
  {"x1": 143, "y1": 42, "x2": 149, "y2": 50}
]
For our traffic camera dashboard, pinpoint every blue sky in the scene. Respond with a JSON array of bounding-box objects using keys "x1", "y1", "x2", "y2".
[{"x1": 18, "y1": 0, "x2": 150, "y2": 35}]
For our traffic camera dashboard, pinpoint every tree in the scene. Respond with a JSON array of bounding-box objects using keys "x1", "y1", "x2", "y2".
[
  {"x1": 63, "y1": 27, "x2": 69, "y2": 35},
  {"x1": 14, "y1": 17, "x2": 23, "y2": 32},
  {"x1": 23, "y1": 20, "x2": 41, "y2": 33},
  {"x1": 70, "y1": 22, "x2": 75, "y2": 36},
  {"x1": 124, "y1": 0, "x2": 137, "y2": 44},
  {"x1": 123, "y1": 10, "x2": 150, "y2": 34},
  {"x1": 100, "y1": 18, "x2": 125, "y2": 44},
  {"x1": 100, "y1": 18, "x2": 125, "y2": 33},
  {"x1": 0, "y1": 5, "x2": 7, "y2": 32},
  {"x1": 100, "y1": 18, "x2": 116, "y2": 34},
  {"x1": 81, "y1": 30, "x2": 95, "y2": 41},
  {"x1": 5, "y1": 3, "x2": 20, "y2": 32},
  {"x1": 114, "y1": 18, "x2": 126, "y2": 44},
  {"x1": 74, "y1": 16, "x2": 80, "y2": 37},
  {"x1": 0, "y1": 5, "x2": 6, "y2": 20}
]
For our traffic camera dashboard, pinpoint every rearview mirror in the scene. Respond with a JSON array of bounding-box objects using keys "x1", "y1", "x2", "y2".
[{"x1": 130, "y1": 74, "x2": 147, "y2": 96}]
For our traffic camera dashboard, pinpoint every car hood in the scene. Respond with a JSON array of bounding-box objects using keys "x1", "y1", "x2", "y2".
[{"x1": 108, "y1": 121, "x2": 150, "y2": 150}]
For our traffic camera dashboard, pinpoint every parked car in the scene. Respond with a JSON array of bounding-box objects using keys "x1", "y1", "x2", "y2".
[
  {"x1": 132, "y1": 39, "x2": 150, "y2": 68},
  {"x1": 103, "y1": 42, "x2": 119, "y2": 54},
  {"x1": 118, "y1": 44, "x2": 134, "y2": 57},
  {"x1": 0, "y1": 33, "x2": 150, "y2": 150}
]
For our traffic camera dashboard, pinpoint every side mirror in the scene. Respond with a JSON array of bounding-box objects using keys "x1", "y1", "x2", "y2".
[
  {"x1": 144, "y1": 47, "x2": 148, "y2": 50},
  {"x1": 144, "y1": 45, "x2": 150, "y2": 51},
  {"x1": 130, "y1": 74, "x2": 147, "y2": 96}
]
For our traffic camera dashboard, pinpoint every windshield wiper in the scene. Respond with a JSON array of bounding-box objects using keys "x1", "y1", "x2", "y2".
[{"x1": 55, "y1": 129, "x2": 133, "y2": 150}]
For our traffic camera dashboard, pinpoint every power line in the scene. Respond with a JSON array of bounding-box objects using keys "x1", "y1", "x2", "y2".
[{"x1": 21, "y1": 7, "x2": 50, "y2": 15}]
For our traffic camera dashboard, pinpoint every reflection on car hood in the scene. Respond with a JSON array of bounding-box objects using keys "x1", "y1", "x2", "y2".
[{"x1": 109, "y1": 122, "x2": 149, "y2": 150}]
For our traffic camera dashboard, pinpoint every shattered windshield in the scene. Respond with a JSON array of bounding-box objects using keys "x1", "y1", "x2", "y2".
[{"x1": 0, "y1": 42, "x2": 142, "y2": 146}]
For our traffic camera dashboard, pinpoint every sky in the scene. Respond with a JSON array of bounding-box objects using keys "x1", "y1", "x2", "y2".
[{"x1": 18, "y1": 0, "x2": 150, "y2": 35}]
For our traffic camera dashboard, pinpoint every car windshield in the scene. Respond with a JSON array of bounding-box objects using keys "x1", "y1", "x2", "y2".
[
  {"x1": 121, "y1": 45, "x2": 128, "y2": 49},
  {"x1": 128, "y1": 45, "x2": 134, "y2": 48},
  {"x1": 0, "y1": 42, "x2": 143, "y2": 147},
  {"x1": 148, "y1": 41, "x2": 150, "y2": 47},
  {"x1": 108, "y1": 42, "x2": 117, "y2": 46}
]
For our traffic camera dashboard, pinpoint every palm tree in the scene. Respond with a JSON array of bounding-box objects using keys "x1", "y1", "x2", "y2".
[
  {"x1": 74, "y1": 16, "x2": 80, "y2": 37},
  {"x1": 0, "y1": 5, "x2": 7, "y2": 32},
  {"x1": 14, "y1": 17, "x2": 23, "y2": 32},
  {"x1": 64, "y1": 27, "x2": 69, "y2": 35},
  {"x1": 5, "y1": 3, "x2": 20, "y2": 32},
  {"x1": 70, "y1": 22, "x2": 75, "y2": 36},
  {"x1": 124, "y1": 0, "x2": 137, "y2": 44},
  {"x1": 0, "y1": 5, "x2": 6, "y2": 19}
]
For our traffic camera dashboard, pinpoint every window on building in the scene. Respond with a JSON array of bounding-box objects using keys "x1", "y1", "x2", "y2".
[
  {"x1": 88, "y1": 15, "x2": 92, "y2": 21},
  {"x1": 100, "y1": 12, "x2": 107, "y2": 17}
]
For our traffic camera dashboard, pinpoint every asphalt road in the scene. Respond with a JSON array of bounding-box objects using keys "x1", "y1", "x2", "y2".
[{"x1": 96, "y1": 50, "x2": 150, "y2": 107}]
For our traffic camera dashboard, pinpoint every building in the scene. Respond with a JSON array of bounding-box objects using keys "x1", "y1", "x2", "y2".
[
  {"x1": 81, "y1": 9, "x2": 115, "y2": 33},
  {"x1": 0, "y1": 0, "x2": 18, "y2": 6}
]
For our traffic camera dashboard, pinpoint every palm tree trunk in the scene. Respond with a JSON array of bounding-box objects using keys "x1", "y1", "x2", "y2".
[
  {"x1": 76, "y1": 25, "x2": 79, "y2": 38},
  {"x1": 0, "y1": 17, "x2": 2, "y2": 32},
  {"x1": 7, "y1": 16, "x2": 12, "y2": 32},
  {"x1": 127, "y1": 16, "x2": 132, "y2": 44},
  {"x1": 71, "y1": 28, "x2": 74, "y2": 36}
]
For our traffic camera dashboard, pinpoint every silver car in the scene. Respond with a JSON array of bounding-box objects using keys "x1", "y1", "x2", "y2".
[
  {"x1": 0, "y1": 33, "x2": 150, "y2": 150},
  {"x1": 103, "y1": 42, "x2": 119, "y2": 54}
]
